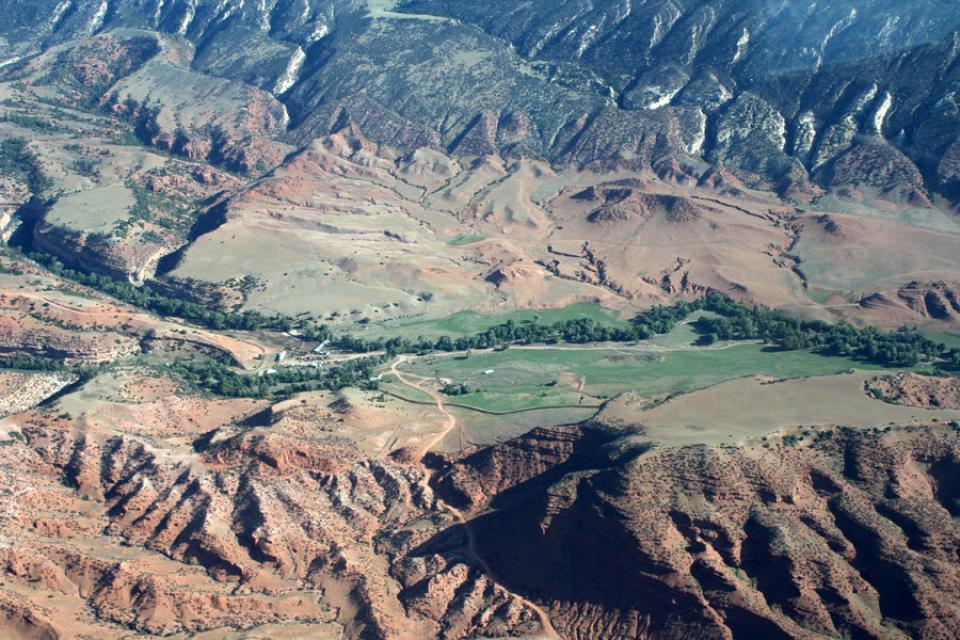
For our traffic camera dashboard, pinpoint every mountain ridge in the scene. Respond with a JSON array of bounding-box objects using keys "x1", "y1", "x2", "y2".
[{"x1": 3, "y1": 0, "x2": 960, "y2": 199}]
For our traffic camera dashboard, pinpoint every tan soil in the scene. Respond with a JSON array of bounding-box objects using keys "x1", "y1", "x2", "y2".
[{"x1": 865, "y1": 372, "x2": 960, "y2": 410}]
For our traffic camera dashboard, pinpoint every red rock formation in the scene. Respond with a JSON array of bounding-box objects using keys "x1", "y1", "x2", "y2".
[{"x1": 428, "y1": 425, "x2": 960, "y2": 640}]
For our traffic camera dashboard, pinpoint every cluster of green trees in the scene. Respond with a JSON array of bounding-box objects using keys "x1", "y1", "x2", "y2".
[
  {"x1": 332, "y1": 302, "x2": 701, "y2": 355},
  {"x1": 440, "y1": 382, "x2": 470, "y2": 396},
  {"x1": 0, "y1": 138, "x2": 30, "y2": 183},
  {"x1": 693, "y1": 294, "x2": 944, "y2": 368},
  {"x1": 167, "y1": 356, "x2": 383, "y2": 399},
  {"x1": 939, "y1": 347, "x2": 960, "y2": 371},
  {"x1": 0, "y1": 356, "x2": 65, "y2": 371}
]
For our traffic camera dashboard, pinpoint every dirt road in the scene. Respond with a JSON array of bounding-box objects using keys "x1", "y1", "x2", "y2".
[
  {"x1": 389, "y1": 355, "x2": 457, "y2": 456},
  {"x1": 389, "y1": 356, "x2": 564, "y2": 640}
]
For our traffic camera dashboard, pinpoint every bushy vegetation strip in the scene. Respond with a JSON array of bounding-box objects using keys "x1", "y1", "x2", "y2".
[
  {"x1": 28, "y1": 252, "x2": 324, "y2": 334},
  {"x1": 334, "y1": 293, "x2": 953, "y2": 369},
  {"x1": 692, "y1": 295, "x2": 948, "y2": 369}
]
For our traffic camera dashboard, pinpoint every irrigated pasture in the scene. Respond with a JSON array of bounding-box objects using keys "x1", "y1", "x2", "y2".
[{"x1": 396, "y1": 341, "x2": 882, "y2": 414}]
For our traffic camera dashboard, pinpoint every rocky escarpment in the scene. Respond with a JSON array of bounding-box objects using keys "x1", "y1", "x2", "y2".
[
  {"x1": 0, "y1": 311, "x2": 140, "y2": 363},
  {"x1": 3, "y1": 29, "x2": 291, "y2": 176},
  {"x1": 0, "y1": 400, "x2": 556, "y2": 639},
  {"x1": 403, "y1": 0, "x2": 960, "y2": 199},
  {"x1": 32, "y1": 221, "x2": 168, "y2": 284},
  {"x1": 0, "y1": 177, "x2": 30, "y2": 241},
  {"x1": 428, "y1": 425, "x2": 613, "y2": 509},
  {"x1": 0, "y1": 371, "x2": 79, "y2": 418},
  {"x1": 428, "y1": 423, "x2": 960, "y2": 640}
]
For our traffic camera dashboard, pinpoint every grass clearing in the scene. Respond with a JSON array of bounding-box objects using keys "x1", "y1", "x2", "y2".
[
  {"x1": 379, "y1": 380, "x2": 436, "y2": 404},
  {"x1": 794, "y1": 214, "x2": 960, "y2": 293},
  {"x1": 612, "y1": 370, "x2": 960, "y2": 448},
  {"x1": 46, "y1": 184, "x2": 135, "y2": 233},
  {"x1": 398, "y1": 342, "x2": 883, "y2": 413},
  {"x1": 803, "y1": 287, "x2": 844, "y2": 305},
  {"x1": 647, "y1": 311, "x2": 718, "y2": 348},
  {"x1": 926, "y1": 331, "x2": 960, "y2": 350},
  {"x1": 812, "y1": 194, "x2": 960, "y2": 234},
  {"x1": 446, "y1": 233, "x2": 485, "y2": 246},
  {"x1": 448, "y1": 406, "x2": 597, "y2": 448}
]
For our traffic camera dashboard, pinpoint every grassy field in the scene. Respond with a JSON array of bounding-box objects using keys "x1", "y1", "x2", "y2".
[
  {"x1": 616, "y1": 370, "x2": 960, "y2": 448},
  {"x1": 46, "y1": 184, "x2": 136, "y2": 234},
  {"x1": 378, "y1": 379, "x2": 437, "y2": 404},
  {"x1": 398, "y1": 342, "x2": 884, "y2": 413},
  {"x1": 802, "y1": 287, "x2": 845, "y2": 305},
  {"x1": 813, "y1": 194, "x2": 960, "y2": 234},
  {"x1": 447, "y1": 405, "x2": 598, "y2": 448},
  {"x1": 446, "y1": 233, "x2": 485, "y2": 246},
  {"x1": 646, "y1": 311, "x2": 719, "y2": 348},
  {"x1": 926, "y1": 331, "x2": 960, "y2": 350},
  {"x1": 356, "y1": 302, "x2": 632, "y2": 340},
  {"x1": 794, "y1": 215, "x2": 960, "y2": 293}
]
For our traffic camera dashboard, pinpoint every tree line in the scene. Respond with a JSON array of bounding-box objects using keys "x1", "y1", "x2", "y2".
[
  {"x1": 330, "y1": 293, "x2": 952, "y2": 369},
  {"x1": 331, "y1": 301, "x2": 699, "y2": 355},
  {"x1": 692, "y1": 293, "x2": 946, "y2": 368},
  {"x1": 0, "y1": 356, "x2": 65, "y2": 371}
]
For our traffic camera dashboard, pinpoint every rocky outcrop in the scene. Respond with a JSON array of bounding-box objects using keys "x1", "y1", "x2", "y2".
[
  {"x1": 575, "y1": 184, "x2": 704, "y2": 225},
  {"x1": 866, "y1": 373, "x2": 960, "y2": 410},
  {"x1": 290, "y1": 95, "x2": 444, "y2": 156},
  {"x1": 430, "y1": 424, "x2": 960, "y2": 640},
  {"x1": 816, "y1": 139, "x2": 932, "y2": 207},
  {"x1": 402, "y1": 0, "x2": 960, "y2": 202},
  {"x1": 0, "y1": 312, "x2": 140, "y2": 363},
  {"x1": 1, "y1": 399, "x2": 561, "y2": 639},
  {"x1": 0, "y1": 177, "x2": 30, "y2": 241},
  {"x1": 555, "y1": 108, "x2": 683, "y2": 170},
  {"x1": 3, "y1": 0, "x2": 960, "y2": 202},
  {"x1": 0, "y1": 545, "x2": 331, "y2": 636},
  {"x1": 6, "y1": 386, "x2": 960, "y2": 640},
  {"x1": 859, "y1": 281, "x2": 960, "y2": 324},
  {"x1": 32, "y1": 222, "x2": 166, "y2": 284},
  {"x1": 0, "y1": 371, "x2": 78, "y2": 418},
  {"x1": 429, "y1": 425, "x2": 609, "y2": 509},
  {"x1": 0, "y1": 592, "x2": 59, "y2": 640}
]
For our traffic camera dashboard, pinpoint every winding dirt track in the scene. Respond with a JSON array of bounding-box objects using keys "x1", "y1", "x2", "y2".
[
  {"x1": 389, "y1": 355, "x2": 457, "y2": 456},
  {"x1": 389, "y1": 356, "x2": 563, "y2": 640},
  {"x1": 441, "y1": 499, "x2": 564, "y2": 640},
  {"x1": 1, "y1": 288, "x2": 269, "y2": 367}
]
